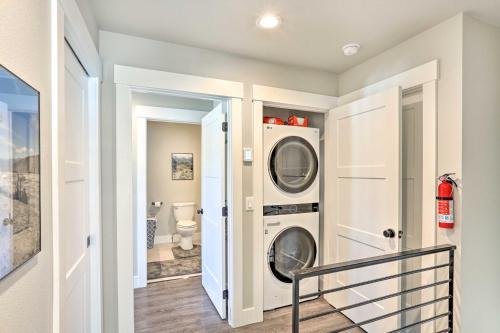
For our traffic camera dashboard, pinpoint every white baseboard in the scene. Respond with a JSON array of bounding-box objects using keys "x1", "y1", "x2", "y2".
[
  {"x1": 134, "y1": 275, "x2": 147, "y2": 289},
  {"x1": 155, "y1": 232, "x2": 201, "y2": 245},
  {"x1": 154, "y1": 234, "x2": 173, "y2": 244},
  {"x1": 148, "y1": 273, "x2": 202, "y2": 284}
]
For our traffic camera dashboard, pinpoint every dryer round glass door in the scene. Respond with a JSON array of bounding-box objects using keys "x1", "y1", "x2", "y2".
[
  {"x1": 268, "y1": 226, "x2": 317, "y2": 283},
  {"x1": 269, "y1": 136, "x2": 318, "y2": 194}
]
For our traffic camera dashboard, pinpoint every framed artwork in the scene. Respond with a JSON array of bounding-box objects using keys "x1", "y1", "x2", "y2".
[
  {"x1": 171, "y1": 153, "x2": 193, "y2": 180},
  {"x1": 0, "y1": 65, "x2": 41, "y2": 281}
]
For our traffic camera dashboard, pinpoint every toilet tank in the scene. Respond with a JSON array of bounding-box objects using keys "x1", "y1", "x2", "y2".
[{"x1": 172, "y1": 202, "x2": 195, "y2": 221}]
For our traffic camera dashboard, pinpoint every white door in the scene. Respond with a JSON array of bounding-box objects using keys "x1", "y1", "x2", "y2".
[
  {"x1": 201, "y1": 103, "x2": 227, "y2": 319},
  {"x1": 60, "y1": 44, "x2": 90, "y2": 333},
  {"x1": 324, "y1": 86, "x2": 402, "y2": 332}
]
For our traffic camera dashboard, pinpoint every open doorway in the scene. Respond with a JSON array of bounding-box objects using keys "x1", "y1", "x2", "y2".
[
  {"x1": 132, "y1": 92, "x2": 231, "y2": 329},
  {"x1": 114, "y1": 66, "x2": 244, "y2": 330},
  {"x1": 145, "y1": 120, "x2": 203, "y2": 282}
]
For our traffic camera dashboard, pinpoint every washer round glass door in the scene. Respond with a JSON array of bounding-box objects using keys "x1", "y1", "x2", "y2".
[
  {"x1": 268, "y1": 227, "x2": 317, "y2": 283},
  {"x1": 269, "y1": 136, "x2": 318, "y2": 194}
]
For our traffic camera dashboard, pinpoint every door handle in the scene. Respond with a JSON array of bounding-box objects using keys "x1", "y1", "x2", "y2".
[
  {"x1": 197, "y1": 208, "x2": 204, "y2": 215},
  {"x1": 383, "y1": 229, "x2": 396, "y2": 238}
]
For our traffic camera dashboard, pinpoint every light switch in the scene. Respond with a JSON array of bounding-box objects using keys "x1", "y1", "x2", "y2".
[
  {"x1": 246, "y1": 196, "x2": 254, "y2": 211},
  {"x1": 243, "y1": 147, "x2": 253, "y2": 162}
]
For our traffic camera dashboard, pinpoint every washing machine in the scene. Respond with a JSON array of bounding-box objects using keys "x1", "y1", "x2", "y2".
[
  {"x1": 263, "y1": 124, "x2": 320, "y2": 206},
  {"x1": 263, "y1": 208, "x2": 319, "y2": 310}
]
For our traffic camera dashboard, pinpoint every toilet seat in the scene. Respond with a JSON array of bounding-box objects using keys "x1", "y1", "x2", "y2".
[{"x1": 177, "y1": 220, "x2": 196, "y2": 229}]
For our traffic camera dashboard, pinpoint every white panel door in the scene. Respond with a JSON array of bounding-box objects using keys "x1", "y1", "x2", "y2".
[
  {"x1": 325, "y1": 86, "x2": 402, "y2": 332},
  {"x1": 201, "y1": 103, "x2": 227, "y2": 319},
  {"x1": 61, "y1": 44, "x2": 90, "y2": 333}
]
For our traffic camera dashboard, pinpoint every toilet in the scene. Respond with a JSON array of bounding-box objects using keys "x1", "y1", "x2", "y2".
[{"x1": 172, "y1": 202, "x2": 197, "y2": 250}]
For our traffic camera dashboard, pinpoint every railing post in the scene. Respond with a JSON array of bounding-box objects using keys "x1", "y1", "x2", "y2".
[
  {"x1": 448, "y1": 249, "x2": 454, "y2": 332},
  {"x1": 292, "y1": 275, "x2": 300, "y2": 333}
]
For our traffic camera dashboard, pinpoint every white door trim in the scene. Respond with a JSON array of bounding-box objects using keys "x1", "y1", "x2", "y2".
[
  {"x1": 114, "y1": 65, "x2": 244, "y2": 331},
  {"x1": 57, "y1": 0, "x2": 102, "y2": 79},
  {"x1": 332, "y1": 60, "x2": 438, "y2": 333},
  {"x1": 338, "y1": 60, "x2": 438, "y2": 105},
  {"x1": 51, "y1": 1, "x2": 102, "y2": 332},
  {"x1": 115, "y1": 65, "x2": 243, "y2": 99},
  {"x1": 134, "y1": 117, "x2": 148, "y2": 289},
  {"x1": 134, "y1": 105, "x2": 208, "y2": 124},
  {"x1": 226, "y1": 98, "x2": 244, "y2": 327}
]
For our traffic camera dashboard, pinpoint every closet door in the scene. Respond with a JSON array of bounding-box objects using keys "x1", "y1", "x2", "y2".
[{"x1": 324, "y1": 86, "x2": 402, "y2": 332}]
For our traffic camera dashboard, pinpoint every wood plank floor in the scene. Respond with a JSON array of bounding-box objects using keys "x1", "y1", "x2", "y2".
[{"x1": 134, "y1": 276, "x2": 363, "y2": 333}]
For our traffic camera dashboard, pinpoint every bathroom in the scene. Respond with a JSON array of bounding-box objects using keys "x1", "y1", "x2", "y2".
[
  {"x1": 146, "y1": 120, "x2": 202, "y2": 282},
  {"x1": 130, "y1": 91, "x2": 220, "y2": 288}
]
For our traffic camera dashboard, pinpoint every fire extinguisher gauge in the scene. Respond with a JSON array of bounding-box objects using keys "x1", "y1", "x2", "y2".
[{"x1": 438, "y1": 173, "x2": 458, "y2": 187}]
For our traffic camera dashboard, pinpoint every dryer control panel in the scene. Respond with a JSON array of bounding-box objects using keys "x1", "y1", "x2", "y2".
[{"x1": 263, "y1": 203, "x2": 319, "y2": 216}]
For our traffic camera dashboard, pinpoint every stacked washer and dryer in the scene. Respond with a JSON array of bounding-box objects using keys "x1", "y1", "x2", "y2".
[{"x1": 263, "y1": 123, "x2": 320, "y2": 310}]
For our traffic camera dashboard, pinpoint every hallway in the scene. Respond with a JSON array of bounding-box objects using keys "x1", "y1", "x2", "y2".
[{"x1": 134, "y1": 276, "x2": 362, "y2": 333}]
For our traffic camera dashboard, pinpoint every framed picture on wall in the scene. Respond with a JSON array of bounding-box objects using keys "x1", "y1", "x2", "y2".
[
  {"x1": 0, "y1": 64, "x2": 41, "y2": 281},
  {"x1": 171, "y1": 153, "x2": 194, "y2": 180}
]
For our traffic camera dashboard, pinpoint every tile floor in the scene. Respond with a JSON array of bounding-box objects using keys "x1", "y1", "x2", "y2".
[{"x1": 147, "y1": 243, "x2": 175, "y2": 263}]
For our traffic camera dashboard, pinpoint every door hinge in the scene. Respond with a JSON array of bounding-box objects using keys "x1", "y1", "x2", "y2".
[
  {"x1": 223, "y1": 289, "x2": 228, "y2": 300},
  {"x1": 222, "y1": 206, "x2": 228, "y2": 217},
  {"x1": 222, "y1": 121, "x2": 228, "y2": 132},
  {"x1": 87, "y1": 235, "x2": 91, "y2": 248}
]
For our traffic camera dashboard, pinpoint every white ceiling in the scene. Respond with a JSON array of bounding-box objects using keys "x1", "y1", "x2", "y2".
[{"x1": 88, "y1": 0, "x2": 500, "y2": 73}]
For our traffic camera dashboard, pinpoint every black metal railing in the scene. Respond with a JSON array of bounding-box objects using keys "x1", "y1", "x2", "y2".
[{"x1": 291, "y1": 244, "x2": 456, "y2": 333}]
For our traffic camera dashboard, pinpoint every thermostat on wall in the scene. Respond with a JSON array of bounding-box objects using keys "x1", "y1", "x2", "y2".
[{"x1": 243, "y1": 147, "x2": 253, "y2": 162}]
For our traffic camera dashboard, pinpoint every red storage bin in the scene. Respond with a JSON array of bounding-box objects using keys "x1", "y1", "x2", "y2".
[
  {"x1": 263, "y1": 116, "x2": 285, "y2": 125},
  {"x1": 288, "y1": 115, "x2": 308, "y2": 127}
]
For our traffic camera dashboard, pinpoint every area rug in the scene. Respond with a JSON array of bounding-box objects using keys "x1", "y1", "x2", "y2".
[
  {"x1": 148, "y1": 245, "x2": 201, "y2": 281},
  {"x1": 171, "y1": 244, "x2": 201, "y2": 259}
]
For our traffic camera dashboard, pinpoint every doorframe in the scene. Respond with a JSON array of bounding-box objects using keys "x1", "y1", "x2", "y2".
[
  {"x1": 252, "y1": 85, "x2": 338, "y2": 321},
  {"x1": 330, "y1": 59, "x2": 439, "y2": 332},
  {"x1": 114, "y1": 65, "x2": 244, "y2": 331},
  {"x1": 51, "y1": 0, "x2": 102, "y2": 332},
  {"x1": 133, "y1": 105, "x2": 209, "y2": 289}
]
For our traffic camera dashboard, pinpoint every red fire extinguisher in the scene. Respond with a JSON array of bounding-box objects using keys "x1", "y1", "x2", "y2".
[{"x1": 437, "y1": 173, "x2": 457, "y2": 229}]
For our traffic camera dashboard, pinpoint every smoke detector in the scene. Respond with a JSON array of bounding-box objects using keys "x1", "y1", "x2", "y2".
[{"x1": 342, "y1": 43, "x2": 360, "y2": 56}]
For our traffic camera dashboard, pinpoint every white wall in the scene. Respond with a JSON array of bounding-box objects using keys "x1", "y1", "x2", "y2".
[
  {"x1": 0, "y1": 0, "x2": 53, "y2": 332},
  {"x1": 74, "y1": 0, "x2": 99, "y2": 48},
  {"x1": 461, "y1": 15, "x2": 500, "y2": 331},
  {"x1": 99, "y1": 30, "x2": 337, "y2": 332},
  {"x1": 338, "y1": 14, "x2": 464, "y2": 330},
  {"x1": 147, "y1": 122, "x2": 201, "y2": 238}
]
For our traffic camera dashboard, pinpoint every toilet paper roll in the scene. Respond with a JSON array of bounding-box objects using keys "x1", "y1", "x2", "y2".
[{"x1": 151, "y1": 201, "x2": 163, "y2": 207}]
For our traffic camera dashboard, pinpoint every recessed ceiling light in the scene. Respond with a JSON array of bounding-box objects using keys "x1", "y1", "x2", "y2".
[
  {"x1": 342, "y1": 43, "x2": 360, "y2": 56},
  {"x1": 257, "y1": 14, "x2": 282, "y2": 29}
]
